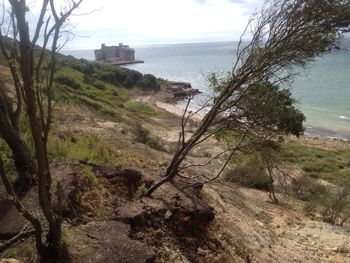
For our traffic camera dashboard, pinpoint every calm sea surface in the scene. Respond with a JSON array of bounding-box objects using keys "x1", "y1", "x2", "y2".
[{"x1": 63, "y1": 41, "x2": 350, "y2": 139}]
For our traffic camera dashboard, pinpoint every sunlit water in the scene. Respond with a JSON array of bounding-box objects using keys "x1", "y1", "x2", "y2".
[{"x1": 63, "y1": 40, "x2": 350, "y2": 139}]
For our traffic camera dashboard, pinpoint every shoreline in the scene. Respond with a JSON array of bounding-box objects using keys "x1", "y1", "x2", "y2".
[
  {"x1": 152, "y1": 97, "x2": 350, "y2": 144},
  {"x1": 133, "y1": 84, "x2": 350, "y2": 144}
]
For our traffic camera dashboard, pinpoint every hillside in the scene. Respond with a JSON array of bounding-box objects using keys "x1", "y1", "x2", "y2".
[{"x1": 0, "y1": 55, "x2": 350, "y2": 263}]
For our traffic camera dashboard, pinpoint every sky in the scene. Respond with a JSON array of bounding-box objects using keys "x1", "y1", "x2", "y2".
[{"x1": 28, "y1": 0, "x2": 262, "y2": 50}]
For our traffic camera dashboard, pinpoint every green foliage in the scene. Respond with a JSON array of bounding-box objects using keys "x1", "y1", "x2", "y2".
[
  {"x1": 56, "y1": 75, "x2": 81, "y2": 90},
  {"x1": 124, "y1": 101, "x2": 163, "y2": 117},
  {"x1": 1, "y1": 248, "x2": 17, "y2": 258},
  {"x1": 210, "y1": 78, "x2": 305, "y2": 137},
  {"x1": 24, "y1": 244, "x2": 35, "y2": 257},
  {"x1": 214, "y1": 129, "x2": 242, "y2": 144},
  {"x1": 137, "y1": 183, "x2": 147, "y2": 197},
  {"x1": 63, "y1": 57, "x2": 160, "y2": 91},
  {"x1": 281, "y1": 141, "x2": 350, "y2": 186},
  {"x1": 82, "y1": 166, "x2": 98, "y2": 186},
  {"x1": 83, "y1": 73, "x2": 94, "y2": 84},
  {"x1": 239, "y1": 82, "x2": 305, "y2": 137},
  {"x1": 92, "y1": 82, "x2": 106, "y2": 90},
  {"x1": 0, "y1": 139, "x2": 17, "y2": 180}
]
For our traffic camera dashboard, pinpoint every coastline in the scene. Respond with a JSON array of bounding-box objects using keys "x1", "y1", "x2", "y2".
[
  {"x1": 135, "y1": 91, "x2": 350, "y2": 146},
  {"x1": 304, "y1": 125, "x2": 350, "y2": 141}
]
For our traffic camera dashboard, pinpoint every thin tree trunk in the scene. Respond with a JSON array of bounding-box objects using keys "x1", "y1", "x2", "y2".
[
  {"x1": 0, "y1": 120, "x2": 36, "y2": 189},
  {"x1": 144, "y1": 76, "x2": 249, "y2": 196}
]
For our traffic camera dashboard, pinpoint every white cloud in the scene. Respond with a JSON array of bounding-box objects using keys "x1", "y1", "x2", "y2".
[{"x1": 60, "y1": 0, "x2": 262, "y2": 49}]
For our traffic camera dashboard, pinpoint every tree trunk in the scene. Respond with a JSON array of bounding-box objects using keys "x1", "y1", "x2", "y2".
[{"x1": 0, "y1": 120, "x2": 36, "y2": 190}]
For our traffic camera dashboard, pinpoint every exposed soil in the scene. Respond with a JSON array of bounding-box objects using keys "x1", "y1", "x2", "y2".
[{"x1": 1, "y1": 97, "x2": 350, "y2": 262}]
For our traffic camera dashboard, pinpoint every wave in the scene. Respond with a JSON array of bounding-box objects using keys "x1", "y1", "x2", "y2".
[{"x1": 339, "y1": 115, "x2": 350, "y2": 120}]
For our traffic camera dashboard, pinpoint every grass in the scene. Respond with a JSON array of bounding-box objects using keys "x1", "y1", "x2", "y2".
[
  {"x1": 47, "y1": 134, "x2": 116, "y2": 164},
  {"x1": 215, "y1": 129, "x2": 350, "y2": 187},
  {"x1": 124, "y1": 101, "x2": 164, "y2": 117},
  {"x1": 1, "y1": 248, "x2": 17, "y2": 258},
  {"x1": 82, "y1": 166, "x2": 98, "y2": 186},
  {"x1": 53, "y1": 67, "x2": 129, "y2": 119},
  {"x1": 281, "y1": 141, "x2": 350, "y2": 186}
]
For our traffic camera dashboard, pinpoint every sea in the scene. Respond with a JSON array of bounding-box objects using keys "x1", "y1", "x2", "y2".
[{"x1": 63, "y1": 40, "x2": 350, "y2": 140}]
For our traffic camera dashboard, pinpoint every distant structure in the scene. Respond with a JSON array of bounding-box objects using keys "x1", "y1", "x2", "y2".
[{"x1": 94, "y1": 43, "x2": 143, "y2": 65}]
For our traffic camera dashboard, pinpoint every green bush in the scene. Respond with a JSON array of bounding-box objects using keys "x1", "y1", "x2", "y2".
[
  {"x1": 134, "y1": 124, "x2": 164, "y2": 151},
  {"x1": 70, "y1": 59, "x2": 95, "y2": 74},
  {"x1": 56, "y1": 75, "x2": 81, "y2": 90},
  {"x1": 92, "y1": 82, "x2": 106, "y2": 90},
  {"x1": 83, "y1": 73, "x2": 94, "y2": 84}
]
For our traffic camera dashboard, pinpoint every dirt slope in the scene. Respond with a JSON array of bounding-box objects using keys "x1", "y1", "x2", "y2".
[{"x1": 1, "y1": 98, "x2": 350, "y2": 262}]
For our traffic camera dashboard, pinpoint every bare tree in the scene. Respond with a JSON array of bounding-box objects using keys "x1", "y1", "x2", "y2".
[
  {"x1": 0, "y1": 0, "x2": 82, "y2": 260},
  {"x1": 144, "y1": 0, "x2": 350, "y2": 196}
]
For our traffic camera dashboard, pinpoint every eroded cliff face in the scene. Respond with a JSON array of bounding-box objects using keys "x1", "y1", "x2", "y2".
[{"x1": 1, "y1": 77, "x2": 350, "y2": 262}]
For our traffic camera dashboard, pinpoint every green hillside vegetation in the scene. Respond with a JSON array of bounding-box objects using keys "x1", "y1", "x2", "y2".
[
  {"x1": 0, "y1": 40, "x2": 163, "y2": 121},
  {"x1": 281, "y1": 141, "x2": 350, "y2": 187},
  {"x1": 0, "y1": 50, "x2": 167, "y2": 181},
  {"x1": 53, "y1": 55, "x2": 162, "y2": 119}
]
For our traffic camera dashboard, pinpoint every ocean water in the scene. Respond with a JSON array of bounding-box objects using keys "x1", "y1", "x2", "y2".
[{"x1": 63, "y1": 41, "x2": 350, "y2": 139}]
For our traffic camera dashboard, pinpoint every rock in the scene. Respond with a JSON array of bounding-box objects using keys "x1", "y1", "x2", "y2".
[
  {"x1": 256, "y1": 220, "x2": 264, "y2": 227},
  {"x1": 207, "y1": 241, "x2": 217, "y2": 250},
  {"x1": 162, "y1": 81, "x2": 201, "y2": 103},
  {"x1": 337, "y1": 241, "x2": 350, "y2": 253},
  {"x1": 68, "y1": 221, "x2": 155, "y2": 263},
  {"x1": 0, "y1": 260, "x2": 22, "y2": 263},
  {"x1": 197, "y1": 247, "x2": 209, "y2": 256},
  {"x1": 164, "y1": 210, "x2": 173, "y2": 220}
]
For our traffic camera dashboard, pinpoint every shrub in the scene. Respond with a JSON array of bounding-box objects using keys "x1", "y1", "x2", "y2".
[
  {"x1": 134, "y1": 124, "x2": 164, "y2": 151},
  {"x1": 55, "y1": 75, "x2": 81, "y2": 90},
  {"x1": 94, "y1": 66, "x2": 160, "y2": 90},
  {"x1": 71, "y1": 60, "x2": 95, "y2": 74},
  {"x1": 224, "y1": 157, "x2": 272, "y2": 191},
  {"x1": 92, "y1": 82, "x2": 106, "y2": 90},
  {"x1": 290, "y1": 175, "x2": 327, "y2": 201},
  {"x1": 83, "y1": 73, "x2": 94, "y2": 84},
  {"x1": 320, "y1": 188, "x2": 350, "y2": 226},
  {"x1": 123, "y1": 74, "x2": 134, "y2": 88},
  {"x1": 141, "y1": 74, "x2": 160, "y2": 90}
]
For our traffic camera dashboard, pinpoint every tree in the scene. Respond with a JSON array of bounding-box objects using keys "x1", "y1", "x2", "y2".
[
  {"x1": 0, "y1": 0, "x2": 82, "y2": 261},
  {"x1": 144, "y1": 0, "x2": 350, "y2": 196}
]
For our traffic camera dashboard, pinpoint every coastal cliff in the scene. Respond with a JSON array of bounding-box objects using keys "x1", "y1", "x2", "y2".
[{"x1": 0, "y1": 56, "x2": 350, "y2": 263}]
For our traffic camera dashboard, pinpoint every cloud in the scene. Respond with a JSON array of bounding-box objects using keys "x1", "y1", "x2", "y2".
[{"x1": 29, "y1": 0, "x2": 262, "y2": 50}]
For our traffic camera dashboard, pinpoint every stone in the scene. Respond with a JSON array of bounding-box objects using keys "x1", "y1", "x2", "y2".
[{"x1": 164, "y1": 210, "x2": 173, "y2": 220}]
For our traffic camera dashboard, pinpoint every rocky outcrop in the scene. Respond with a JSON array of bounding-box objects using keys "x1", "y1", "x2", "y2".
[{"x1": 161, "y1": 81, "x2": 201, "y2": 103}]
